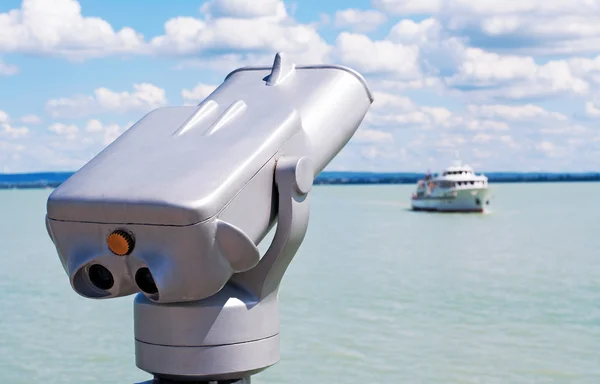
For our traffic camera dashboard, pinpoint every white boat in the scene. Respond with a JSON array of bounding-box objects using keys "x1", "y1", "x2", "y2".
[{"x1": 411, "y1": 158, "x2": 492, "y2": 213}]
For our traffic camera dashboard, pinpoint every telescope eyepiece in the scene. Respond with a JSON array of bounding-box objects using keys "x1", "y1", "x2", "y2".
[
  {"x1": 88, "y1": 264, "x2": 114, "y2": 291},
  {"x1": 135, "y1": 267, "x2": 158, "y2": 295}
]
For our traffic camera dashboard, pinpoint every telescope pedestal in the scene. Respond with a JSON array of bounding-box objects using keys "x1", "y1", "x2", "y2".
[
  {"x1": 142, "y1": 377, "x2": 251, "y2": 384},
  {"x1": 134, "y1": 287, "x2": 280, "y2": 382},
  {"x1": 134, "y1": 156, "x2": 312, "y2": 383}
]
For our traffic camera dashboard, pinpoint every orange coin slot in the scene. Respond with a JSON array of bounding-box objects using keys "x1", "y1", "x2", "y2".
[{"x1": 107, "y1": 230, "x2": 134, "y2": 256}]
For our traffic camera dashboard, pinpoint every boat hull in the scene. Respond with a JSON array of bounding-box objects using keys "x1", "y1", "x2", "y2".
[{"x1": 411, "y1": 188, "x2": 492, "y2": 213}]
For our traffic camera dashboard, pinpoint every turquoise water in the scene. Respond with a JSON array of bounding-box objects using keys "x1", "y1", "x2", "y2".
[{"x1": 1, "y1": 184, "x2": 599, "y2": 383}]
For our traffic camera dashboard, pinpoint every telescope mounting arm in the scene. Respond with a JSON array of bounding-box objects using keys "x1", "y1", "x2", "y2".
[{"x1": 231, "y1": 156, "x2": 313, "y2": 300}]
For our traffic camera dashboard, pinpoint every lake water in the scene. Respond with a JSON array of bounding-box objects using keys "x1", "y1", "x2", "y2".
[{"x1": 1, "y1": 183, "x2": 599, "y2": 384}]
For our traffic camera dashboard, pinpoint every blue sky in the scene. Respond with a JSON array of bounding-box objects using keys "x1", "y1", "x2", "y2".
[{"x1": 1, "y1": 0, "x2": 599, "y2": 173}]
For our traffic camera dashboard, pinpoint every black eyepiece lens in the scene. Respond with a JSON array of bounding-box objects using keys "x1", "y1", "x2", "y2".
[
  {"x1": 135, "y1": 268, "x2": 158, "y2": 295},
  {"x1": 88, "y1": 264, "x2": 114, "y2": 290}
]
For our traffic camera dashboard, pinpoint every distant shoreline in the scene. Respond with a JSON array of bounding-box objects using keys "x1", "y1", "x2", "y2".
[{"x1": 1, "y1": 171, "x2": 600, "y2": 189}]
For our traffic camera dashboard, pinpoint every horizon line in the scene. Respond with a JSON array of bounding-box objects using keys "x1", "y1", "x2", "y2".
[{"x1": 3, "y1": 170, "x2": 600, "y2": 176}]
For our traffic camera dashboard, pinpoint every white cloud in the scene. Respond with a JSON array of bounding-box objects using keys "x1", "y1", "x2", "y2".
[
  {"x1": 353, "y1": 128, "x2": 394, "y2": 144},
  {"x1": 354, "y1": 88, "x2": 600, "y2": 170},
  {"x1": 0, "y1": 111, "x2": 28, "y2": 138},
  {"x1": 436, "y1": 134, "x2": 466, "y2": 148},
  {"x1": 368, "y1": 110, "x2": 433, "y2": 127},
  {"x1": 536, "y1": 140, "x2": 568, "y2": 158},
  {"x1": 440, "y1": 1, "x2": 598, "y2": 15},
  {"x1": 0, "y1": 141, "x2": 25, "y2": 173},
  {"x1": 435, "y1": 114, "x2": 511, "y2": 132},
  {"x1": 334, "y1": 9, "x2": 387, "y2": 33},
  {"x1": 0, "y1": 59, "x2": 18, "y2": 75},
  {"x1": 371, "y1": 77, "x2": 442, "y2": 92},
  {"x1": 540, "y1": 125, "x2": 589, "y2": 135},
  {"x1": 366, "y1": 91, "x2": 454, "y2": 129},
  {"x1": 3, "y1": 0, "x2": 600, "y2": 173},
  {"x1": 359, "y1": 145, "x2": 394, "y2": 160},
  {"x1": 361, "y1": 17, "x2": 598, "y2": 102},
  {"x1": 18, "y1": 119, "x2": 127, "y2": 175},
  {"x1": 387, "y1": 18, "x2": 443, "y2": 45},
  {"x1": 173, "y1": 53, "x2": 264, "y2": 74},
  {"x1": 446, "y1": 48, "x2": 590, "y2": 100},
  {"x1": 366, "y1": 91, "x2": 515, "y2": 132},
  {"x1": 472, "y1": 16, "x2": 600, "y2": 56},
  {"x1": 464, "y1": 119, "x2": 509, "y2": 131},
  {"x1": 371, "y1": 92, "x2": 416, "y2": 111},
  {"x1": 181, "y1": 83, "x2": 217, "y2": 105},
  {"x1": 0, "y1": 0, "x2": 328, "y2": 66},
  {"x1": 0, "y1": 0, "x2": 144, "y2": 59},
  {"x1": 373, "y1": 0, "x2": 442, "y2": 15},
  {"x1": 200, "y1": 0, "x2": 286, "y2": 20},
  {"x1": 153, "y1": 0, "x2": 330, "y2": 67},
  {"x1": 472, "y1": 133, "x2": 517, "y2": 147},
  {"x1": 467, "y1": 104, "x2": 568, "y2": 121},
  {"x1": 332, "y1": 32, "x2": 421, "y2": 79},
  {"x1": 386, "y1": 18, "x2": 466, "y2": 75},
  {"x1": 20, "y1": 114, "x2": 41, "y2": 124},
  {"x1": 568, "y1": 55, "x2": 600, "y2": 86},
  {"x1": 377, "y1": 0, "x2": 600, "y2": 56},
  {"x1": 0, "y1": 132, "x2": 96, "y2": 173},
  {"x1": 149, "y1": 10, "x2": 330, "y2": 65},
  {"x1": 423, "y1": 107, "x2": 453, "y2": 124},
  {"x1": 84, "y1": 119, "x2": 103, "y2": 133},
  {"x1": 0, "y1": 138, "x2": 87, "y2": 172},
  {"x1": 447, "y1": 48, "x2": 537, "y2": 86},
  {"x1": 585, "y1": 100, "x2": 600, "y2": 118},
  {"x1": 85, "y1": 119, "x2": 128, "y2": 145},
  {"x1": 49, "y1": 122, "x2": 79, "y2": 140},
  {"x1": 46, "y1": 83, "x2": 167, "y2": 118},
  {"x1": 333, "y1": 18, "x2": 465, "y2": 83},
  {"x1": 46, "y1": 118, "x2": 129, "y2": 148},
  {"x1": 367, "y1": 91, "x2": 536, "y2": 134},
  {"x1": 1, "y1": 123, "x2": 29, "y2": 138}
]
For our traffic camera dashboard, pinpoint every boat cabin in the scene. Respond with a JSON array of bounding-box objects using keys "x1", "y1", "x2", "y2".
[
  {"x1": 416, "y1": 162, "x2": 488, "y2": 192},
  {"x1": 441, "y1": 165, "x2": 475, "y2": 176}
]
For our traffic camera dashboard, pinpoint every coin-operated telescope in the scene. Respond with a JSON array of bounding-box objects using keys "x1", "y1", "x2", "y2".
[{"x1": 45, "y1": 52, "x2": 374, "y2": 383}]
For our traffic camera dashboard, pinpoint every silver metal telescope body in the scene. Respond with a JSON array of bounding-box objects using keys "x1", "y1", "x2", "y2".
[{"x1": 45, "y1": 53, "x2": 373, "y2": 382}]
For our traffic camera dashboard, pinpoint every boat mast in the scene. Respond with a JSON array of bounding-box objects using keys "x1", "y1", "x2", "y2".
[{"x1": 453, "y1": 150, "x2": 462, "y2": 167}]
